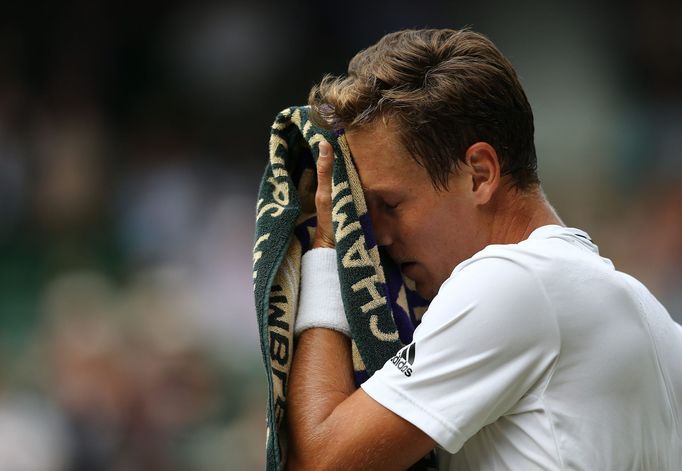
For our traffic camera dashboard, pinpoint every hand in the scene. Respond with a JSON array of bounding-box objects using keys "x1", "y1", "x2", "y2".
[{"x1": 312, "y1": 140, "x2": 335, "y2": 249}]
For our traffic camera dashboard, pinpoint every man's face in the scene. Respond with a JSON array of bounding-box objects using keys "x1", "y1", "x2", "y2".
[{"x1": 345, "y1": 122, "x2": 484, "y2": 300}]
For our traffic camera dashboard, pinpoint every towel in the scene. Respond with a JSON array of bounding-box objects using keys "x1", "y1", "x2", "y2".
[{"x1": 253, "y1": 106, "x2": 436, "y2": 470}]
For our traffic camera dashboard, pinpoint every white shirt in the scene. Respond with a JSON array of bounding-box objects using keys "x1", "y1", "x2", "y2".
[{"x1": 362, "y1": 225, "x2": 682, "y2": 470}]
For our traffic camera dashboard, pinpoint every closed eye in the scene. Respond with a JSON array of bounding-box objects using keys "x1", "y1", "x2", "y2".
[
  {"x1": 379, "y1": 196, "x2": 403, "y2": 212},
  {"x1": 362, "y1": 187, "x2": 403, "y2": 212}
]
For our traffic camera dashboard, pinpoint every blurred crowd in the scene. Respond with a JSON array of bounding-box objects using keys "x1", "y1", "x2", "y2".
[
  {"x1": 0, "y1": 2, "x2": 269, "y2": 469},
  {"x1": 0, "y1": 1, "x2": 680, "y2": 470}
]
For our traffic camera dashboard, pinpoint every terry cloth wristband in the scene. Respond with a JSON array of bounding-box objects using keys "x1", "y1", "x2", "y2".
[{"x1": 295, "y1": 248, "x2": 351, "y2": 337}]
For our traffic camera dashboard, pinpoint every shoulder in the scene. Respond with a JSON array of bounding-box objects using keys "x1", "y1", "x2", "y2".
[
  {"x1": 436, "y1": 241, "x2": 550, "y2": 314},
  {"x1": 418, "y1": 247, "x2": 560, "y2": 356},
  {"x1": 437, "y1": 236, "x2": 571, "y2": 312},
  {"x1": 452, "y1": 236, "x2": 559, "y2": 279}
]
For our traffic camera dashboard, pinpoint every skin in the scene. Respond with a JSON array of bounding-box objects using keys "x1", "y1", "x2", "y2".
[{"x1": 285, "y1": 120, "x2": 563, "y2": 470}]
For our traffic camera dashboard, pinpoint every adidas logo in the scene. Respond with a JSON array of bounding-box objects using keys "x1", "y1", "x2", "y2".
[{"x1": 390, "y1": 343, "x2": 416, "y2": 377}]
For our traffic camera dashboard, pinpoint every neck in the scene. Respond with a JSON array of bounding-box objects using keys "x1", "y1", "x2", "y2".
[{"x1": 486, "y1": 185, "x2": 563, "y2": 246}]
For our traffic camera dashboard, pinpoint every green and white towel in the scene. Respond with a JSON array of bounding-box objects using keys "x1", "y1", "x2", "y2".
[{"x1": 253, "y1": 106, "x2": 436, "y2": 470}]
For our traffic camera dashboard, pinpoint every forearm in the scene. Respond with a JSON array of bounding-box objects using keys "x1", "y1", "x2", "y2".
[
  {"x1": 282, "y1": 139, "x2": 434, "y2": 470},
  {"x1": 286, "y1": 328, "x2": 355, "y2": 469}
]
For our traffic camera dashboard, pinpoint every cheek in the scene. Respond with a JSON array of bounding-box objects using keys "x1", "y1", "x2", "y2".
[
  {"x1": 411, "y1": 201, "x2": 446, "y2": 232},
  {"x1": 404, "y1": 202, "x2": 462, "y2": 264},
  {"x1": 395, "y1": 207, "x2": 442, "y2": 251}
]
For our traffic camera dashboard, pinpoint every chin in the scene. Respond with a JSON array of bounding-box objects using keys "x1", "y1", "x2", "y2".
[
  {"x1": 402, "y1": 263, "x2": 444, "y2": 300},
  {"x1": 415, "y1": 281, "x2": 437, "y2": 301}
]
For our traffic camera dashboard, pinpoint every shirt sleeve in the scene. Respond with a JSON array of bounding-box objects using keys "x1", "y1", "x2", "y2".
[{"x1": 361, "y1": 254, "x2": 560, "y2": 453}]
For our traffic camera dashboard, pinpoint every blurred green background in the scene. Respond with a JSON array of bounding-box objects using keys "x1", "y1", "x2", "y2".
[{"x1": 0, "y1": 1, "x2": 680, "y2": 469}]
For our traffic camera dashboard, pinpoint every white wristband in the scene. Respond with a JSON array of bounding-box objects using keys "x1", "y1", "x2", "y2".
[{"x1": 295, "y1": 248, "x2": 350, "y2": 337}]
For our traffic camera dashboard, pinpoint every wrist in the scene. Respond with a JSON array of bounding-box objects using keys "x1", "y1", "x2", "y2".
[
  {"x1": 295, "y1": 248, "x2": 350, "y2": 337},
  {"x1": 312, "y1": 235, "x2": 335, "y2": 249}
]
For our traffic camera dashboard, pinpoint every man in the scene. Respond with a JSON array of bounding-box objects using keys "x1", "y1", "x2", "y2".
[{"x1": 286, "y1": 29, "x2": 682, "y2": 470}]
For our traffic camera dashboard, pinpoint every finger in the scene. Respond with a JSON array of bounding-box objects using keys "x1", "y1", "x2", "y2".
[
  {"x1": 313, "y1": 140, "x2": 335, "y2": 248},
  {"x1": 315, "y1": 141, "x2": 332, "y2": 227},
  {"x1": 317, "y1": 141, "x2": 333, "y2": 192}
]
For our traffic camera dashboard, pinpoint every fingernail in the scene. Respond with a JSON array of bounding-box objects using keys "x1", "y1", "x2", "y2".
[{"x1": 319, "y1": 142, "x2": 329, "y2": 157}]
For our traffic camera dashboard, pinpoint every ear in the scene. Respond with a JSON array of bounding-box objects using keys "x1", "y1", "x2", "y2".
[{"x1": 463, "y1": 142, "x2": 500, "y2": 205}]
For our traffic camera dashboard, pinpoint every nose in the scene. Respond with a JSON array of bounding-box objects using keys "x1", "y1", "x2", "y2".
[{"x1": 369, "y1": 208, "x2": 393, "y2": 247}]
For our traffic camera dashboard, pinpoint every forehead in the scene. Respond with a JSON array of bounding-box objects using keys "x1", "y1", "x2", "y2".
[{"x1": 344, "y1": 122, "x2": 429, "y2": 192}]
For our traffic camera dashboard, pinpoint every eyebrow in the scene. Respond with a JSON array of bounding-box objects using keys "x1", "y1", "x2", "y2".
[
  {"x1": 362, "y1": 186, "x2": 401, "y2": 195},
  {"x1": 361, "y1": 187, "x2": 385, "y2": 198},
  {"x1": 361, "y1": 187, "x2": 405, "y2": 202}
]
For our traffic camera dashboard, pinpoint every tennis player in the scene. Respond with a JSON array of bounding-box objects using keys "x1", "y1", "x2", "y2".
[{"x1": 286, "y1": 29, "x2": 682, "y2": 470}]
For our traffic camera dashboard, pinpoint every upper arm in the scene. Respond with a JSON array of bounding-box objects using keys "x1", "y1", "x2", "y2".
[
  {"x1": 362, "y1": 255, "x2": 561, "y2": 454},
  {"x1": 287, "y1": 253, "x2": 559, "y2": 469},
  {"x1": 287, "y1": 387, "x2": 436, "y2": 471}
]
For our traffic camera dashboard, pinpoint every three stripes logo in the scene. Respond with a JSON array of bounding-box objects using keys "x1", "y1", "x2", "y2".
[{"x1": 390, "y1": 343, "x2": 416, "y2": 377}]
